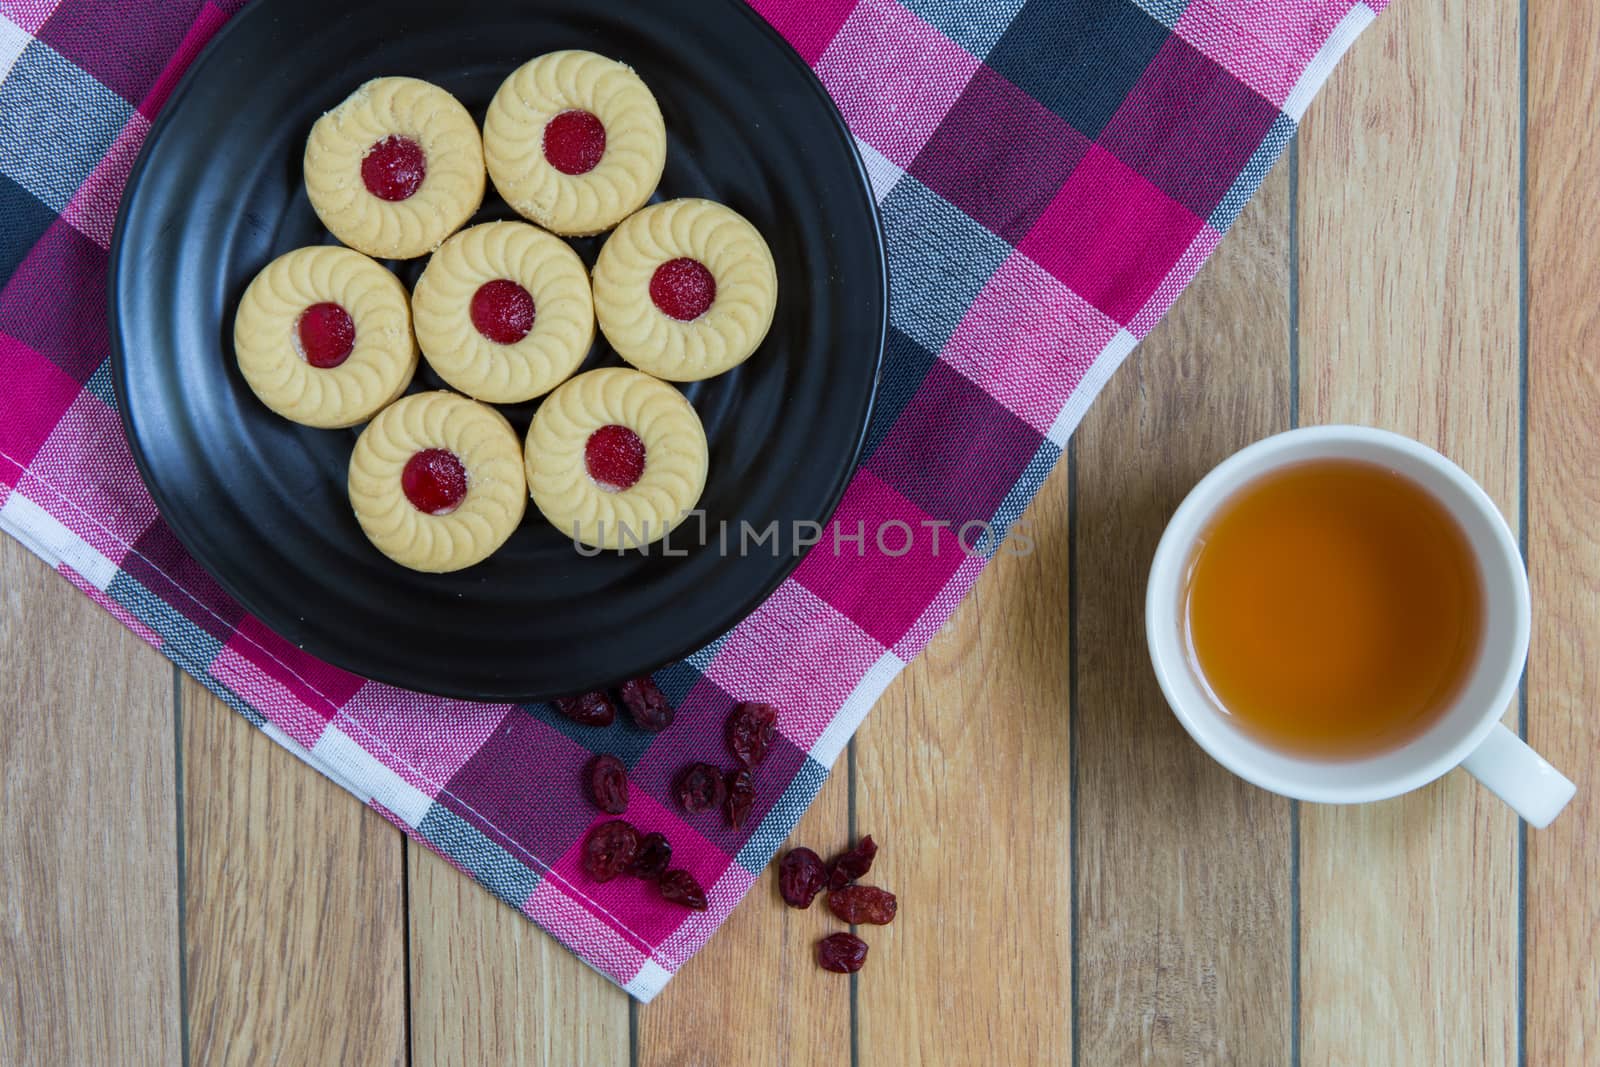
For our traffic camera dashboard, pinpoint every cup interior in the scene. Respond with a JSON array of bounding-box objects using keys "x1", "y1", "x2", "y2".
[{"x1": 1145, "y1": 426, "x2": 1530, "y2": 803}]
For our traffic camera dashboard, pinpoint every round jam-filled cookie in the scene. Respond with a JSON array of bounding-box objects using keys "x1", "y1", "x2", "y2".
[
  {"x1": 234, "y1": 246, "x2": 418, "y2": 428},
  {"x1": 525, "y1": 368, "x2": 708, "y2": 550},
  {"x1": 483, "y1": 51, "x2": 666, "y2": 237},
  {"x1": 591, "y1": 198, "x2": 777, "y2": 381},
  {"x1": 348, "y1": 391, "x2": 526, "y2": 572},
  {"x1": 412, "y1": 222, "x2": 594, "y2": 404},
  {"x1": 305, "y1": 77, "x2": 485, "y2": 260}
]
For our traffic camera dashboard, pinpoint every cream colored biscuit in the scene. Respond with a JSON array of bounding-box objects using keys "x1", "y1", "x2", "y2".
[
  {"x1": 591, "y1": 198, "x2": 777, "y2": 381},
  {"x1": 233, "y1": 246, "x2": 418, "y2": 429},
  {"x1": 483, "y1": 51, "x2": 666, "y2": 236},
  {"x1": 411, "y1": 221, "x2": 593, "y2": 404},
  {"x1": 305, "y1": 77, "x2": 485, "y2": 260},
  {"x1": 525, "y1": 368, "x2": 707, "y2": 550},
  {"x1": 348, "y1": 391, "x2": 526, "y2": 572}
]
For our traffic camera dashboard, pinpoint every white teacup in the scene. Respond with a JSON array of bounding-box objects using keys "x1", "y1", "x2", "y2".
[{"x1": 1145, "y1": 425, "x2": 1576, "y2": 827}]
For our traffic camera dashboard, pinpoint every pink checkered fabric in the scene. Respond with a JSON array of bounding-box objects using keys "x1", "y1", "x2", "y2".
[{"x1": 0, "y1": 0, "x2": 1384, "y2": 1000}]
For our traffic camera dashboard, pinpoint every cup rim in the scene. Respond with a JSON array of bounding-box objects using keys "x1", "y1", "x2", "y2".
[{"x1": 1145, "y1": 425, "x2": 1531, "y2": 803}]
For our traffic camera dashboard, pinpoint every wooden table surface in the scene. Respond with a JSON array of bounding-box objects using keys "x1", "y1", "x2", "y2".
[{"x1": 4, "y1": 0, "x2": 1596, "y2": 1063}]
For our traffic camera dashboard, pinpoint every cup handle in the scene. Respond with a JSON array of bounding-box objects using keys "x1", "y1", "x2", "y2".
[{"x1": 1460, "y1": 722, "x2": 1576, "y2": 828}]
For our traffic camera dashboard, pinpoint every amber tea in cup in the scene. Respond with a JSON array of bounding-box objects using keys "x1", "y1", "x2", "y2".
[
  {"x1": 1151, "y1": 427, "x2": 1572, "y2": 824},
  {"x1": 1180, "y1": 457, "x2": 1485, "y2": 759}
]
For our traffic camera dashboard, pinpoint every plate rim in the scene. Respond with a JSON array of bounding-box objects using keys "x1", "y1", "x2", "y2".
[{"x1": 107, "y1": 0, "x2": 887, "y2": 702}]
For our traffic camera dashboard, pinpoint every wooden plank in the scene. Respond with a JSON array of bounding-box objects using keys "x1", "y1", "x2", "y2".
[
  {"x1": 0, "y1": 539, "x2": 181, "y2": 1064},
  {"x1": 1073, "y1": 163, "x2": 1296, "y2": 1064},
  {"x1": 1526, "y1": 0, "x2": 1600, "y2": 1057},
  {"x1": 1295, "y1": 0, "x2": 1522, "y2": 1061},
  {"x1": 181, "y1": 677, "x2": 407, "y2": 1065},
  {"x1": 852, "y1": 425, "x2": 1074, "y2": 1063},
  {"x1": 637, "y1": 767, "x2": 849, "y2": 1065},
  {"x1": 408, "y1": 841, "x2": 630, "y2": 1064}
]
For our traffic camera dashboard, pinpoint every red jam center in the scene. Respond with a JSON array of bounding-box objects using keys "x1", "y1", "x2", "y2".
[
  {"x1": 584, "y1": 425, "x2": 646, "y2": 492},
  {"x1": 649, "y1": 258, "x2": 717, "y2": 321},
  {"x1": 542, "y1": 110, "x2": 607, "y2": 175},
  {"x1": 361, "y1": 135, "x2": 426, "y2": 201},
  {"x1": 469, "y1": 279, "x2": 536, "y2": 344},
  {"x1": 295, "y1": 302, "x2": 356, "y2": 368},
  {"x1": 401, "y1": 449, "x2": 468, "y2": 515}
]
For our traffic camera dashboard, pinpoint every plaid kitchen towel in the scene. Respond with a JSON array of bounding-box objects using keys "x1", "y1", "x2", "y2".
[{"x1": 0, "y1": 0, "x2": 1383, "y2": 1000}]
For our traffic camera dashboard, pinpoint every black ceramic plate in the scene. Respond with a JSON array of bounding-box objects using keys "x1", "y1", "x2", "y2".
[{"x1": 110, "y1": 0, "x2": 886, "y2": 701}]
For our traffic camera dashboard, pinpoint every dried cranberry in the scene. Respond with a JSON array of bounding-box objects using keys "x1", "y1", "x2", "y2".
[
  {"x1": 818, "y1": 932, "x2": 869, "y2": 974},
  {"x1": 777, "y1": 847, "x2": 827, "y2": 909},
  {"x1": 618, "y1": 676, "x2": 674, "y2": 732},
  {"x1": 658, "y1": 869, "x2": 707, "y2": 910},
  {"x1": 628, "y1": 832, "x2": 672, "y2": 881},
  {"x1": 827, "y1": 835, "x2": 878, "y2": 890},
  {"x1": 553, "y1": 691, "x2": 615, "y2": 726},
  {"x1": 726, "y1": 701, "x2": 778, "y2": 768},
  {"x1": 724, "y1": 769, "x2": 755, "y2": 830},
  {"x1": 674, "y1": 763, "x2": 726, "y2": 814},
  {"x1": 581, "y1": 820, "x2": 639, "y2": 883},
  {"x1": 828, "y1": 884, "x2": 897, "y2": 925},
  {"x1": 585, "y1": 754, "x2": 628, "y2": 814}
]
